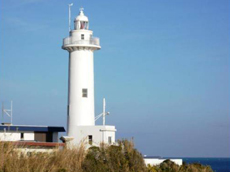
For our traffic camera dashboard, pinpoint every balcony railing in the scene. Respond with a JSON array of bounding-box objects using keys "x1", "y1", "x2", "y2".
[{"x1": 63, "y1": 37, "x2": 100, "y2": 47}]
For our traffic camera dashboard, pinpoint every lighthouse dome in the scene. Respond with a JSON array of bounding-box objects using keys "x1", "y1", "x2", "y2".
[{"x1": 74, "y1": 8, "x2": 89, "y2": 30}]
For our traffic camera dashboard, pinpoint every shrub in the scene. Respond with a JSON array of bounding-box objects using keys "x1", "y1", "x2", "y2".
[
  {"x1": 82, "y1": 139, "x2": 147, "y2": 172},
  {"x1": 147, "y1": 159, "x2": 214, "y2": 172}
]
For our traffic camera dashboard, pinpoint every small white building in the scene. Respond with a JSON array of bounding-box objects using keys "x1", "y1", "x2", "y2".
[
  {"x1": 144, "y1": 156, "x2": 183, "y2": 166},
  {"x1": 66, "y1": 125, "x2": 116, "y2": 146},
  {"x1": 0, "y1": 123, "x2": 65, "y2": 142},
  {"x1": 0, "y1": 123, "x2": 65, "y2": 153}
]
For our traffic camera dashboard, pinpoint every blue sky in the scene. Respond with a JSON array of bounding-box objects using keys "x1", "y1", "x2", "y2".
[{"x1": 0, "y1": 0, "x2": 229, "y2": 157}]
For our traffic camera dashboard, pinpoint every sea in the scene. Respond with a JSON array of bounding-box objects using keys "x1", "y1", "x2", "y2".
[{"x1": 182, "y1": 158, "x2": 230, "y2": 172}]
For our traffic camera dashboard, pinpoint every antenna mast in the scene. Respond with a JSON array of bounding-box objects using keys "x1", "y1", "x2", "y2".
[
  {"x1": 103, "y1": 98, "x2": 106, "y2": 125},
  {"x1": 2, "y1": 101, "x2": 13, "y2": 124},
  {"x1": 95, "y1": 98, "x2": 110, "y2": 125},
  {"x1": 68, "y1": 3, "x2": 74, "y2": 32}
]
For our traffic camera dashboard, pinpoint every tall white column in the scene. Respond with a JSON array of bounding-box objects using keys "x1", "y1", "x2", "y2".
[{"x1": 62, "y1": 9, "x2": 100, "y2": 137}]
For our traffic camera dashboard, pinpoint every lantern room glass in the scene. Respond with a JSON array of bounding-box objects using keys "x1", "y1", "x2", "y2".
[
  {"x1": 80, "y1": 21, "x2": 88, "y2": 29},
  {"x1": 75, "y1": 21, "x2": 89, "y2": 30}
]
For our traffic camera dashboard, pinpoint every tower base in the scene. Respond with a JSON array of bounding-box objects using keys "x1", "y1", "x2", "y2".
[{"x1": 64, "y1": 125, "x2": 116, "y2": 147}]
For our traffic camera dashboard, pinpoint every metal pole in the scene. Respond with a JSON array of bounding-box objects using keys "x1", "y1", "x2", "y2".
[
  {"x1": 68, "y1": 5, "x2": 70, "y2": 32},
  {"x1": 11, "y1": 101, "x2": 13, "y2": 125},
  {"x1": 68, "y1": 3, "x2": 73, "y2": 32},
  {"x1": 103, "y1": 98, "x2": 105, "y2": 126},
  {"x1": 2, "y1": 102, "x2": 4, "y2": 123}
]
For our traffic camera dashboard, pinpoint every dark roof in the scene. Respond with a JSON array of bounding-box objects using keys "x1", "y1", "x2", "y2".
[{"x1": 0, "y1": 125, "x2": 65, "y2": 132}]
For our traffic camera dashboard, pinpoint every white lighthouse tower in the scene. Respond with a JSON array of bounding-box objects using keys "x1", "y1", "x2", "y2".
[
  {"x1": 62, "y1": 8, "x2": 116, "y2": 146},
  {"x1": 63, "y1": 8, "x2": 99, "y2": 134}
]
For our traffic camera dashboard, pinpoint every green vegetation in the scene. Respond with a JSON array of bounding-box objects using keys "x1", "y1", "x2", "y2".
[
  {"x1": 0, "y1": 140, "x2": 213, "y2": 172},
  {"x1": 83, "y1": 140, "x2": 146, "y2": 172}
]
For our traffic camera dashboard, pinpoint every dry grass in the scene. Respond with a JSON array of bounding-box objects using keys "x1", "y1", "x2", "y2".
[
  {"x1": 0, "y1": 139, "x2": 146, "y2": 172},
  {"x1": 0, "y1": 141, "x2": 86, "y2": 172}
]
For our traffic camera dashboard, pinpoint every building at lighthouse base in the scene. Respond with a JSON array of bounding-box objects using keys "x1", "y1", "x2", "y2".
[{"x1": 64, "y1": 125, "x2": 116, "y2": 147}]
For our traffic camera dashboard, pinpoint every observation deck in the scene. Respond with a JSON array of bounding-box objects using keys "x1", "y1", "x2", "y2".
[{"x1": 62, "y1": 36, "x2": 101, "y2": 51}]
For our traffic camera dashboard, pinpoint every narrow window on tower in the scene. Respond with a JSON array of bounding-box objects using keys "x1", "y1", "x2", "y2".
[
  {"x1": 82, "y1": 89, "x2": 88, "y2": 98},
  {"x1": 88, "y1": 135, "x2": 93, "y2": 145},
  {"x1": 81, "y1": 34, "x2": 84, "y2": 40}
]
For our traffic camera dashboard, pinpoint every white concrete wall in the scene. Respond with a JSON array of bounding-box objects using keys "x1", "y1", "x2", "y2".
[
  {"x1": 102, "y1": 130, "x2": 116, "y2": 144},
  {"x1": 144, "y1": 158, "x2": 183, "y2": 166},
  {"x1": 68, "y1": 48, "x2": 95, "y2": 130},
  {"x1": 68, "y1": 125, "x2": 116, "y2": 146},
  {"x1": 0, "y1": 133, "x2": 20, "y2": 141},
  {"x1": 0, "y1": 132, "x2": 34, "y2": 141},
  {"x1": 0, "y1": 132, "x2": 60, "y2": 142},
  {"x1": 23, "y1": 133, "x2": 34, "y2": 140},
  {"x1": 70, "y1": 30, "x2": 93, "y2": 41}
]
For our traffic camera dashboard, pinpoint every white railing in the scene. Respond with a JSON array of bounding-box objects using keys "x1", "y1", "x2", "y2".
[{"x1": 63, "y1": 37, "x2": 100, "y2": 46}]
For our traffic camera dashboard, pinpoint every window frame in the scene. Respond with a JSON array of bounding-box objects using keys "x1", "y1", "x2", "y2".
[
  {"x1": 82, "y1": 88, "x2": 88, "y2": 98},
  {"x1": 81, "y1": 34, "x2": 84, "y2": 40},
  {"x1": 88, "y1": 135, "x2": 93, "y2": 145},
  {"x1": 108, "y1": 136, "x2": 112, "y2": 144}
]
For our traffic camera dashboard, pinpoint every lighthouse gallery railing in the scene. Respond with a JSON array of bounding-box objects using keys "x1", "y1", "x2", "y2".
[{"x1": 63, "y1": 37, "x2": 100, "y2": 46}]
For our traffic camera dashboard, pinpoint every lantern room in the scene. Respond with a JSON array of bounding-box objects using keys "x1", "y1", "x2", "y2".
[{"x1": 74, "y1": 8, "x2": 89, "y2": 30}]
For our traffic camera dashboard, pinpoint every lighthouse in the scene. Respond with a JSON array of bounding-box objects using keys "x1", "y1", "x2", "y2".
[{"x1": 62, "y1": 8, "x2": 116, "y2": 146}]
